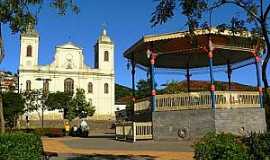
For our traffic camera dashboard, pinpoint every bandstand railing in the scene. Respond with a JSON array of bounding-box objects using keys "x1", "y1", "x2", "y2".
[
  {"x1": 115, "y1": 122, "x2": 153, "y2": 142},
  {"x1": 134, "y1": 91, "x2": 260, "y2": 112}
]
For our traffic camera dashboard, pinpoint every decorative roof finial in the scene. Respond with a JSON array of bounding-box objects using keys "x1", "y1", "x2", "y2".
[
  {"x1": 98, "y1": 22, "x2": 112, "y2": 43},
  {"x1": 102, "y1": 22, "x2": 107, "y2": 36}
]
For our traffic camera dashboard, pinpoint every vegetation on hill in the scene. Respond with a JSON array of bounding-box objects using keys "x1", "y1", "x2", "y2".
[{"x1": 115, "y1": 84, "x2": 132, "y2": 102}]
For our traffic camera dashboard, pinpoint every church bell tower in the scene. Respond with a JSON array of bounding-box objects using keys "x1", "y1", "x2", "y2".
[
  {"x1": 19, "y1": 24, "x2": 39, "y2": 70},
  {"x1": 94, "y1": 28, "x2": 114, "y2": 74}
]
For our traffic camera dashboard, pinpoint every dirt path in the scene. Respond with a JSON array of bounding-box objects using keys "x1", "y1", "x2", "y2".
[{"x1": 42, "y1": 137, "x2": 194, "y2": 160}]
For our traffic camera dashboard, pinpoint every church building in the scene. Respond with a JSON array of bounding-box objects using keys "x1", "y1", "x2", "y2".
[{"x1": 18, "y1": 26, "x2": 115, "y2": 120}]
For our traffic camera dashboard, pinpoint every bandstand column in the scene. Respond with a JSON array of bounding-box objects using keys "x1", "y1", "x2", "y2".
[
  {"x1": 131, "y1": 53, "x2": 136, "y2": 114},
  {"x1": 227, "y1": 60, "x2": 232, "y2": 91},
  {"x1": 186, "y1": 63, "x2": 191, "y2": 93},
  {"x1": 208, "y1": 39, "x2": 216, "y2": 110},
  {"x1": 255, "y1": 54, "x2": 263, "y2": 108},
  {"x1": 148, "y1": 50, "x2": 157, "y2": 112},
  {"x1": 131, "y1": 53, "x2": 136, "y2": 118}
]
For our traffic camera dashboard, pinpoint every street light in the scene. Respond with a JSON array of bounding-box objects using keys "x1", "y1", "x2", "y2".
[
  {"x1": 145, "y1": 49, "x2": 157, "y2": 112},
  {"x1": 146, "y1": 49, "x2": 151, "y2": 59},
  {"x1": 20, "y1": 83, "x2": 23, "y2": 94}
]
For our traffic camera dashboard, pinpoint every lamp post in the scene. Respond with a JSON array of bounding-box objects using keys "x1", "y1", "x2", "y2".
[
  {"x1": 20, "y1": 83, "x2": 23, "y2": 94},
  {"x1": 255, "y1": 53, "x2": 263, "y2": 108},
  {"x1": 35, "y1": 78, "x2": 51, "y2": 129},
  {"x1": 146, "y1": 49, "x2": 157, "y2": 112}
]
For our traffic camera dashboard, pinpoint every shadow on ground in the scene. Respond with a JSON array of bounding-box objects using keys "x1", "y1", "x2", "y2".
[{"x1": 52, "y1": 154, "x2": 156, "y2": 160}]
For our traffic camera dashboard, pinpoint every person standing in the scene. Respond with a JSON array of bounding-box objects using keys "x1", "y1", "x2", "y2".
[
  {"x1": 64, "y1": 121, "x2": 70, "y2": 136},
  {"x1": 80, "y1": 119, "x2": 89, "y2": 137}
]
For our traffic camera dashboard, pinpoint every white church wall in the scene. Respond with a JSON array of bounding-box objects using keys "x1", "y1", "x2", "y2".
[{"x1": 19, "y1": 28, "x2": 116, "y2": 120}]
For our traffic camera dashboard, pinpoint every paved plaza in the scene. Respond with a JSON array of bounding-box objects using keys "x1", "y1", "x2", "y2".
[{"x1": 42, "y1": 135, "x2": 194, "y2": 160}]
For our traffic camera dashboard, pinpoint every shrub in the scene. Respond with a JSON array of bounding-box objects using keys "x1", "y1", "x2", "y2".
[
  {"x1": 45, "y1": 128, "x2": 65, "y2": 137},
  {"x1": 11, "y1": 128, "x2": 65, "y2": 137},
  {"x1": 0, "y1": 133, "x2": 43, "y2": 160},
  {"x1": 194, "y1": 132, "x2": 249, "y2": 160},
  {"x1": 243, "y1": 132, "x2": 270, "y2": 159}
]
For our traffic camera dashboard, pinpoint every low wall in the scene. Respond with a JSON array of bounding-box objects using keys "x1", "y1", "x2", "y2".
[
  {"x1": 22, "y1": 110, "x2": 115, "y2": 121},
  {"x1": 152, "y1": 108, "x2": 267, "y2": 141},
  {"x1": 18, "y1": 119, "x2": 115, "y2": 134},
  {"x1": 215, "y1": 108, "x2": 267, "y2": 134},
  {"x1": 152, "y1": 109, "x2": 215, "y2": 141}
]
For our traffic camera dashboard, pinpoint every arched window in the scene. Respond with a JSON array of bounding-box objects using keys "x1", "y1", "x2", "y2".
[
  {"x1": 104, "y1": 83, "x2": 109, "y2": 94},
  {"x1": 104, "y1": 51, "x2": 109, "y2": 61},
  {"x1": 64, "y1": 78, "x2": 74, "y2": 94},
  {"x1": 26, "y1": 80, "x2": 31, "y2": 91},
  {"x1": 26, "y1": 45, "x2": 32, "y2": 57},
  {"x1": 88, "y1": 82, "x2": 93, "y2": 93},
  {"x1": 43, "y1": 80, "x2": 49, "y2": 94}
]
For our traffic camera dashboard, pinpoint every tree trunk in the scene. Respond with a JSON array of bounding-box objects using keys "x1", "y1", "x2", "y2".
[
  {"x1": 261, "y1": 23, "x2": 270, "y2": 130},
  {"x1": 0, "y1": 94, "x2": 5, "y2": 133},
  {"x1": 262, "y1": 24, "x2": 270, "y2": 90},
  {"x1": 0, "y1": 23, "x2": 4, "y2": 133}
]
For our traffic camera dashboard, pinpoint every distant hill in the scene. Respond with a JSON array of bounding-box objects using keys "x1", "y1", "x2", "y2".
[{"x1": 115, "y1": 84, "x2": 132, "y2": 104}]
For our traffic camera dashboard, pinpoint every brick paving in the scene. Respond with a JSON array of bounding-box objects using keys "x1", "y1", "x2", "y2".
[{"x1": 42, "y1": 136, "x2": 194, "y2": 160}]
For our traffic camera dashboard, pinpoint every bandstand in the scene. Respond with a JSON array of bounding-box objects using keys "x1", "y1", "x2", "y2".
[{"x1": 119, "y1": 28, "x2": 267, "y2": 141}]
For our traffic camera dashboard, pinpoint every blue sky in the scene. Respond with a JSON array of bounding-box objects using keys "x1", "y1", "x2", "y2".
[{"x1": 1, "y1": 0, "x2": 269, "y2": 88}]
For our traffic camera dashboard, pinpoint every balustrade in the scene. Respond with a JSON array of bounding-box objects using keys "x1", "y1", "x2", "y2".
[{"x1": 134, "y1": 91, "x2": 260, "y2": 112}]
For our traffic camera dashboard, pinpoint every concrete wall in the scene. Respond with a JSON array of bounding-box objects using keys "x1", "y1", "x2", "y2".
[
  {"x1": 215, "y1": 108, "x2": 267, "y2": 135},
  {"x1": 152, "y1": 108, "x2": 267, "y2": 141},
  {"x1": 152, "y1": 109, "x2": 215, "y2": 141}
]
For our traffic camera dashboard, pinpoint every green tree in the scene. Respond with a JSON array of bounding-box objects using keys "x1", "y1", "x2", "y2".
[
  {"x1": 67, "y1": 88, "x2": 95, "y2": 121},
  {"x1": 3, "y1": 92, "x2": 24, "y2": 129},
  {"x1": 162, "y1": 80, "x2": 183, "y2": 94},
  {"x1": 45, "y1": 91, "x2": 72, "y2": 119},
  {"x1": 22, "y1": 90, "x2": 43, "y2": 118},
  {"x1": 22, "y1": 89, "x2": 47, "y2": 128},
  {"x1": 214, "y1": 0, "x2": 270, "y2": 129},
  {"x1": 0, "y1": 0, "x2": 79, "y2": 133},
  {"x1": 136, "y1": 79, "x2": 152, "y2": 99}
]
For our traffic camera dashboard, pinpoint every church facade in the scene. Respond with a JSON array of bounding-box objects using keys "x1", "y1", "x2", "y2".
[{"x1": 18, "y1": 27, "x2": 115, "y2": 120}]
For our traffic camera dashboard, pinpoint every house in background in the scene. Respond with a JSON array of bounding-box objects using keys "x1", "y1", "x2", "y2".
[{"x1": 0, "y1": 71, "x2": 18, "y2": 93}]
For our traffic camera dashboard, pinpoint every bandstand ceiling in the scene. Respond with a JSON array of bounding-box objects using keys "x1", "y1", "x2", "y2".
[{"x1": 124, "y1": 28, "x2": 264, "y2": 69}]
